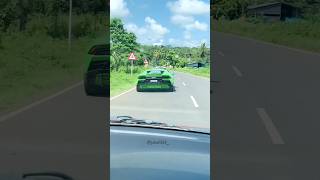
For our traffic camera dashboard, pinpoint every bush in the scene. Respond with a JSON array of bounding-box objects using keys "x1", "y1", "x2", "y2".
[
  {"x1": 26, "y1": 14, "x2": 50, "y2": 36},
  {"x1": 47, "y1": 16, "x2": 69, "y2": 39},
  {"x1": 23, "y1": 14, "x2": 105, "y2": 39},
  {"x1": 72, "y1": 14, "x2": 101, "y2": 38}
]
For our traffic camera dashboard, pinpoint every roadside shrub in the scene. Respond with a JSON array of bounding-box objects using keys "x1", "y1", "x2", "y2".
[
  {"x1": 25, "y1": 14, "x2": 49, "y2": 36},
  {"x1": 46, "y1": 14, "x2": 104, "y2": 39},
  {"x1": 245, "y1": 17, "x2": 265, "y2": 24},
  {"x1": 47, "y1": 16, "x2": 68, "y2": 39},
  {"x1": 72, "y1": 15, "x2": 93, "y2": 38}
]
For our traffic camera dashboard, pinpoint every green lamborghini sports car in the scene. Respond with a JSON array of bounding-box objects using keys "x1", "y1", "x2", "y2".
[
  {"x1": 136, "y1": 68, "x2": 175, "y2": 92},
  {"x1": 84, "y1": 44, "x2": 109, "y2": 96}
]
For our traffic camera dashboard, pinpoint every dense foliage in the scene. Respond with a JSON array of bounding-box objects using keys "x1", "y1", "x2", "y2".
[
  {"x1": 0, "y1": 0, "x2": 107, "y2": 38},
  {"x1": 110, "y1": 18, "x2": 210, "y2": 73},
  {"x1": 0, "y1": 0, "x2": 107, "y2": 111}
]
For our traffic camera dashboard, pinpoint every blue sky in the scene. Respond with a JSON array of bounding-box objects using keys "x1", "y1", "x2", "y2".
[{"x1": 110, "y1": 0, "x2": 210, "y2": 47}]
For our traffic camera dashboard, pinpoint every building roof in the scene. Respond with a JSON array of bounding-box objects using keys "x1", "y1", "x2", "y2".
[{"x1": 247, "y1": 2, "x2": 296, "y2": 10}]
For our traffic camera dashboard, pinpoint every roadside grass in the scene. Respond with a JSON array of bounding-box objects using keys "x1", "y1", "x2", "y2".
[
  {"x1": 174, "y1": 67, "x2": 210, "y2": 78},
  {"x1": 0, "y1": 32, "x2": 106, "y2": 113},
  {"x1": 110, "y1": 67, "x2": 145, "y2": 97},
  {"x1": 216, "y1": 19, "x2": 320, "y2": 53}
]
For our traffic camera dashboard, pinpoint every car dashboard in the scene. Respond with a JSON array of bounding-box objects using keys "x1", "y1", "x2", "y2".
[{"x1": 110, "y1": 125, "x2": 210, "y2": 180}]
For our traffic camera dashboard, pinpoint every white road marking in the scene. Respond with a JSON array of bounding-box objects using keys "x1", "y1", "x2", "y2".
[
  {"x1": 190, "y1": 96, "x2": 199, "y2": 108},
  {"x1": 110, "y1": 87, "x2": 136, "y2": 101},
  {"x1": 218, "y1": 51, "x2": 225, "y2": 57},
  {"x1": 182, "y1": 82, "x2": 186, "y2": 86},
  {"x1": 232, "y1": 65, "x2": 243, "y2": 77},
  {"x1": 0, "y1": 81, "x2": 83, "y2": 122},
  {"x1": 256, "y1": 108, "x2": 284, "y2": 144}
]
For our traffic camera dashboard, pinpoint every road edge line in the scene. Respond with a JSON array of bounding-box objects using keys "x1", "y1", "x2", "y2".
[
  {"x1": 110, "y1": 87, "x2": 136, "y2": 101},
  {"x1": 0, "y1": 81, "x2": 83, "y2": 122}
]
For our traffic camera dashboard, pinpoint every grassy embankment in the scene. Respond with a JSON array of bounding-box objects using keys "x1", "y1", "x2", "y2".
[
  {"x1": 216, "y1": 18, "x2": 320, "y2": 53},
  {"x1": 0, "y1": 32, "x2": 106, "y2": 113},
  {"x1": 110, "y1": 67, "x2": 145, "y2": 97},
  {"x1": 0, "y1": 13, "x2": 107, "y2": 113}
]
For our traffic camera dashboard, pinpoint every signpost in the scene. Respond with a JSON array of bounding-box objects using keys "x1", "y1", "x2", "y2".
[{"x1": 128, "y1": 52, "x2": 137, "y2": 76}]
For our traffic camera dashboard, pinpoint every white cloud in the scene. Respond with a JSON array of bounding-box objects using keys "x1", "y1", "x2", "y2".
[
  {"x1": 185, "y1": 20, "x2": 208, "y2": 31},
  {"x1": 171, "y1": 15, "x2": 194, "y2": 25},
  {"x1": 167, "y1": 0, "x2": 209, "y2": 15},
  {"x1": 165, "y1": 37, "x2": 209, "y2": 48},
  {"x1": 168, "y1": 0, "x2": 208, "y2": 42},
  {"x1": 153, "y1": 39, "x2": 165, "y2": 46},
  {"x1": 183, "y1": 39, "x2": 209, "y2": 47},
  {"x1": 184, "y1": 31, "x2": 192, "y2": 39},
  {"x1": 125, "y1": 17, "x2": 169, "y2": 45},
  {"x1": 145, "y1": 17, "x2": 169, "y2": 37},
  {"x1": 110, "y1": 0, "x2": 130, "y2": 18},
  {"x1": 168, "y1": 38, "x2": 176, "y2": 44}
]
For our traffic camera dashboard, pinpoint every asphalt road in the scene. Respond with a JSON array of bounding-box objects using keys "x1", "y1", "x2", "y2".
[
  {"x1": 213, "y1": 31, "x2": 320, "y2": 179},
  {"x1": 111, "y1": 72, "x2": 210, "y2": 129},
  {"x1": 0, "y1": 83, "x2": 108, "y2": 180}
]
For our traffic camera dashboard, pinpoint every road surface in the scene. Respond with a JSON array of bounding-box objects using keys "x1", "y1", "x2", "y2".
[
  {"x1": 0, "y1": 83, "x2": 108, "y2": 180},
  {"x1": 111, "y1": 72, "x2": 210, "y2": 129},
  {"x1": 213, "y1": 31, "x2": 320, "y2": 179}
]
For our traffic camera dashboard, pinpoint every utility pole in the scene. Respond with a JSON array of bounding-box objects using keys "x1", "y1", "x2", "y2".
[{"x1": 68, "y1": 0, "x2": 72, "y2": 51}]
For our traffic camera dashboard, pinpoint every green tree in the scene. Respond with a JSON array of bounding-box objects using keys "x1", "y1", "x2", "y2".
[
  {"x1": 199, "y1": 43, "x2": 209, "y2": 63},
  {"x1": 110, "y1": 18, "x2": 139, "y2": 72},
  {"x1": 0, "y1": 1, "x2": 17, "y2": 32}
]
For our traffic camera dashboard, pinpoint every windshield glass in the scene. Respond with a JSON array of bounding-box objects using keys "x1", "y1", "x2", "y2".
[
  {"x1": 148, "y1": 70, "x2": 163, "y2": 74},
  {"x1": 110, "y1": 1, "x2": 210, "y2": 132}
]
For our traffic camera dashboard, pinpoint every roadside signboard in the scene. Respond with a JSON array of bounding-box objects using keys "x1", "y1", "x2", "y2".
[
  {"x1": 128, "y1": 52, "x2": 137, "y2": 76},
  {"x1": 128, "y1": 52, "x2": 137, "y2": 60}
]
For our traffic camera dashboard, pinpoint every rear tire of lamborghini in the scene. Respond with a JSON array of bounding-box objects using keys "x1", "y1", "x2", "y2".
[
  {"x1": 136, "y1": 85, "x2": 142, "y2": 92},
  {"x1": 84, "y1": 82, "x2": 94, "y2": 96},
  {"x1": 169, "y1": 85, "x2": 175, "y2": 92},
  {"x1": 84, "y1": 77, "x2": 98, "y2": 96}
]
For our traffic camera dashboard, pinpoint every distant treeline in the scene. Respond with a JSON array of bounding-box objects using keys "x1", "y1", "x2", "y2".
[
  {"x1": 0, "y1": 0, "x2": 107, "y2": 38},
  {"x1": 212, "y1": 0, "x2": 320, "y2": 20}
]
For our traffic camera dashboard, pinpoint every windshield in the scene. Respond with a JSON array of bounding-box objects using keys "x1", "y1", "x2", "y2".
[
  {"x1": 148, "y1": 70, "x2": 163, "y2": 74},
  {"x1": 110, "y1": 2, "x2": 210, "y2": 132}
]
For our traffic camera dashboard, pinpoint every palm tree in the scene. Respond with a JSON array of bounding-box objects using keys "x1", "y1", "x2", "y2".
[{"x1": 199, "y1": 43, "x2": 207, "y2": 63}]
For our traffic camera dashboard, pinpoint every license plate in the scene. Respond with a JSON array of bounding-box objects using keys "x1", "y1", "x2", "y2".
[{"x1": 150, "y1": 80, "x2": 158, "y2": 83}]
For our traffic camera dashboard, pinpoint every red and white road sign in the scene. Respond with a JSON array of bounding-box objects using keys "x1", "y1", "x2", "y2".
[{"x1": 128, "y1": 52, "x2": 137, "y2": 60}]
